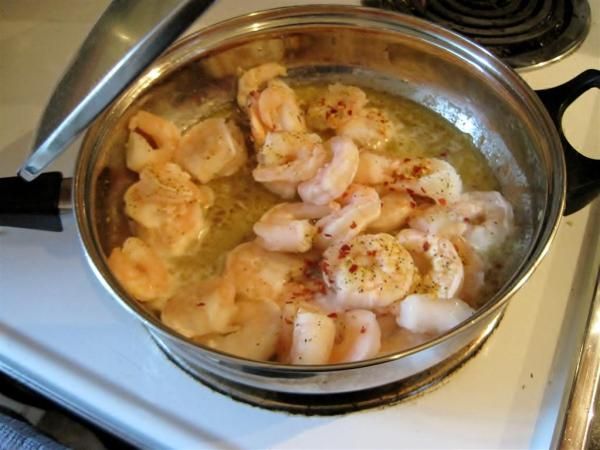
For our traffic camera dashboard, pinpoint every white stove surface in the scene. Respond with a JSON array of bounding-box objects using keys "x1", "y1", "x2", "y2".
[{"x1": 1, "y1": 1, "x2": 599, "y2": 448}]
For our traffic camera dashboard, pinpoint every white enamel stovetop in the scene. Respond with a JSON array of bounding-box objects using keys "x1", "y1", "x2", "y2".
[{"x1": 1, "y1": 1, "x2": 599, "y2": 448}]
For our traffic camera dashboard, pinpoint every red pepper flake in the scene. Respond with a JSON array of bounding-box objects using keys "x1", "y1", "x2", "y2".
[
  {"x1": 403, "y1": 158, "x2": 410, "y2": 163},
  {"x1": 410, "y1": 201, "x2": 417, "y2": 208},
  {"x1": 463, "y1": 217, "x2": 471, "y2": 224},
  {"x1": 349, "y1": 264, "x2": 358, "y2": 273},
  {"x1": 339, "y1": 244, "x2": 351, "y2": 259},
  {"x1": 348, "y1": 109, "x2": 353, "y2": 116},
  {"x1": 350, "y1": 221, "x2": 357, "y2": 229},
  {"x1": 196, "y1": 302, "x2": 205, "y2": 307},
  {"x1": 327, "y1": 312, "x2": 338, "y2": 318},
  {"x1": 406, "y1": 188, "x2": 415, "y2": 196},
  {"x1": 285, "y1": 318, "x2": 294, "y2": 325},
  {"x1": 411, "y1": 165, "x2": 424, "y2": 177},
  {"x1": 317, "y1": 226, "x2": 323, "y2": 233},
  {"x1": 438, "y1": 198, "x2": 447, "y2": 206},
  {"x1": 324, "y1": 233, "x2": 332, "y2": 238},
  {"x1": 360, "y1": 326, "x2": 367, "y2": 334},
  {"x1": 367, "y1": 250, "x2": 377, "y2": 257},
  {"x1": 422, "y1": 241, "x2": 431, "y2": 252},
  {"x1": 317, "y1": 281, "x2": 327, "y2": 294},
  {"x1": 440, "y1": 151, "x2": 448, "y2": 158}
]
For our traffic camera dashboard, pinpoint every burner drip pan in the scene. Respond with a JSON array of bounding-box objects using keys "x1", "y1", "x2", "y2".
[{"x1": 363, "y1": 0, "x2": 591, "y2": 69}]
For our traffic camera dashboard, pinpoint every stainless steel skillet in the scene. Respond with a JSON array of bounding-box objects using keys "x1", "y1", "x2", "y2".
[{"x1": 1, "y1": 6, "x2": 598, "y2": 402}]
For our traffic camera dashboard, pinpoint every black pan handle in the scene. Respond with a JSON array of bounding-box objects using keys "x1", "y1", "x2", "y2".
[
  {"x1": 0, "y1": 172, "x2": 66, "y2": 231},
  {"x1": 536, "y1": 69, "x2": 600, "y2": 216}
]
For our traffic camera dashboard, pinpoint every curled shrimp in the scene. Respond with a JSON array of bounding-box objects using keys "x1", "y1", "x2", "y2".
[
  {"x1": 126, "y1": 111, "x2": 180, "y2": 173},
  {"x1": 225, "y1": 241, "x2": 305, "y2": 301},
  {"x1": 408, "y1": 191, "x2": 514, "y2": 253},
  {"x1": 396, "y1": 229, "x2": 463, "y2": 299},
  {"x1": 368, "y1": 191, "x2": 415, "y2": 233},
  {"x1": 252, "y1": 131, "x2": 327, "y2": 185},
  {"x1": 306, "y1": 83, "x2": 368, "y2": 131},
  {"x1": 337, "y1": 108, "x2": 393, "y2": 151},
  {"x1": 237, "y1": 62, "x2": 287, "y2": 110},
  {"x1": 161, "y1": 277, "x2": 237, "y2": 339},
  {"x1": 175, "y1": 117, "x2": 247, "y2": 184},
  {"x1": 261, "y1": 180, "x2": 298, "y2": 199},
  {"x1": 198, "y1": 298, "x2": 281, "y2": 361},
  {"x1": 298, "y1": 136, "x2": 360, "y2": 206},
  {"x1": 451, "y1": 191, "x2": 514, "y2": 253},
  {"x1": 451, "y1": 236, "x2": 484, "y2": 306},
  {"x1": 249, "y1": 79, "x2": 305, "y2": 145},
  {"x1": 322, "y1": 233, "x2": 415, "y2": 309},
  {"x1": 408, "y1": 203, "x2": 469, "y2": 239},
  {"x1": 395, "y1": 293, "x2": 474, "y2": 334},
  {"x1": 253, "y1": 202, "x2": 334, "y2": 253},
  {"x1": 289, "y1": 309, "x2": 336, "y2": 365},
  {"x1": 314, "y1": 184, "x2": 381, "y2": 249},
  {"x1": 354, "y1": 151, "x2": 398, "y2": 186},
  {"x1": 356, "y1": 154, "x2": 462, "y2": 204},
  {"x1": 329, "y1": 310, "x2": 381, "y2": 363},
  {"x1": 391, "y1": 157, "x2": 462, "y2": 205},
  {"x1": 124, "y1": 162, "x2": 214, "y2": 257},
  {"x1": 108, "y1": 237, "x2": 173, "y2": 306}
]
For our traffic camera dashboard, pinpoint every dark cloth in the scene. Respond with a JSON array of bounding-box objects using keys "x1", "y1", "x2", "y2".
[{"x1": 0, "y1": 411, "x2": 67, "y2": 450}]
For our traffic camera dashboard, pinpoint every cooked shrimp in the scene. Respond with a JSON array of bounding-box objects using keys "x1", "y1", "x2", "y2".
[
  {"x1": 354, "y1": 151, "x2": 398, "y2": 186},
  {"x1": 451, "y1": 236, "x2": 484, "y2": 306},
  {"x1": 237, "y1": 62, "x2": 286, "y2": 110},
  {"x1": 408, "y1": 203, "x2": 469, "y2": 238},
  {"x1": 277, "y1": 300, "x2": 308, "y2": 363},
  {"x1": 298, "y1": 136, "x2": 360, "y2": 205},
  {"x1": 409, "y1": 191, "x2": 514, "y2": 253},
  {"x1": 198, "y1": 299, "x2": 281, "y2": 361},
  {"x1": 314, "y1": 184, "x2": 381, "y2": 249},
  {"x1": 395, "y1": 293, "x2": 474, "y2": 334},
  {"x1": 396, "y1": 229, "x2": 464, "y2": 299},
  {"x1": 249, "y1": 79, "x2": 305, "y2": 145},
  {"x1": 262, "y1": 180, "x2": 298, "y2": 199},
  {"x1": 451, "y1": 191, "x2": 514, "y2": 253},
  {"x1": 329, "y1": 310, "x2": 381, "y2": 363},
  {"x1": 124, "y1": 162, "x2": 214, "y2": 256},
  {"x1": 175, "y1": 117, "x2": 247, "y2": 184},
  {"x1": 391, "y1": 157, "x2": 462, "y2": 205},
  {"x1": 252, "y1": 131, "x2": 327, "y2": 184},
  {"x1": 368, "y1": 191, "x2": 415, "y2": 233},
  {"x1": 322, "y1": 233, "x2": 415, "y2": 309},
  {"x1": 126, "y1": 111, "x2": 180, "y2": 172},
  {"x1": 108, "y1": 237, "x2": 173, "y2": 305},
  {"x1": 337, "y1": 108, "x2": 393, "y2": 151},
  {"x1": 225, "y1": 241, "x2": 305, "y2": 301},
  {"x1": 289, "y1": 309, "x2": 336, "y2": 365},
  {"x1": 161, "y1": 277, "x2": 237, "y2": 338},
  {"x1": 306, "y1": 83, "x2": 368, "y2": 131},
  {"x1": 253, "y1": 202, "x2": 334, "y2": 252}
]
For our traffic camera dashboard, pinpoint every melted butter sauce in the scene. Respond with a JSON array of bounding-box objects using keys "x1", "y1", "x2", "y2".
[{"x1": 174, "y1": 162, "x2": 280, "y2": 285}]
